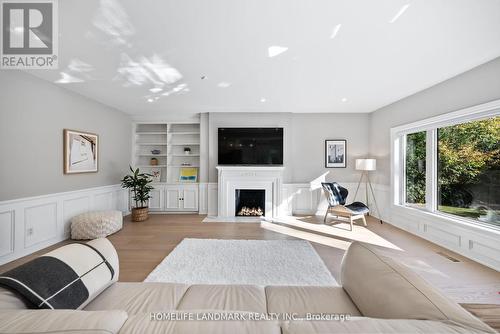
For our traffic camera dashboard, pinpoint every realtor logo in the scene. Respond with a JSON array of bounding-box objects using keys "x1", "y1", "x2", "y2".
[{"x1": 1, "y1": 0, "x2": 58, "y2": 69}]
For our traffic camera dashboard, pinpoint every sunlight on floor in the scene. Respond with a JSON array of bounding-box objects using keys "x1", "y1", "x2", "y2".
[
  {"x1": 266, "y1": 215, "x2": 402, "y2": 250},
  {"x1": 260, "y1": 221, "x2": 351, "y2": 250}
]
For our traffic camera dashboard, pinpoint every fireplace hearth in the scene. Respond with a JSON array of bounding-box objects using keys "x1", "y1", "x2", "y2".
[{"x1": 235, "y1": 189, "x2": 265, "y2": 216}]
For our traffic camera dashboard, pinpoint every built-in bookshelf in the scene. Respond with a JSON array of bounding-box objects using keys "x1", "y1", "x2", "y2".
[{"x1": 132, "y1": 123, "x2": 200, "y2": 183}]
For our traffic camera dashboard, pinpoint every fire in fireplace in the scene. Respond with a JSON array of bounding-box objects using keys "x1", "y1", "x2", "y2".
[{"x1": 235, "y1": 189, "x2": 265, "y2": 216}]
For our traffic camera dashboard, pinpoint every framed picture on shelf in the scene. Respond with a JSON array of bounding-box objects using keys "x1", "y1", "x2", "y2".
[
  {"x1": 325, "y1": 139, "x2": 346, "y2": 168},
  {"x1": 150, "y1": 168, "x2": 161, "y2": 182},
  {"x1": 179, "y1": 167, "x2": 198, "y2": 182},
  {"x1": 64, "y1": 129, "x2": 98, "y2": 174}
]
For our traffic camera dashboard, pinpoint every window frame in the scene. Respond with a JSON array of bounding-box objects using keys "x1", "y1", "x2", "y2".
[{"x1": 391, "y1": 99, "x2": 500, "y2": 230}]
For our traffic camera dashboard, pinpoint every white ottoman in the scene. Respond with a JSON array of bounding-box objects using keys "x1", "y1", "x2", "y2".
[{"x1": 71, "y1": 210, "x2": 123, "y2": 240}]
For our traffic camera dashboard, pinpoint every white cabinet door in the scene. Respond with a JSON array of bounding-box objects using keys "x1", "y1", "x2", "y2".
[
  {"x1": 181, "y1": 186, "x2": 199, "y2": 211},
  {"x1": 148, "y1": 188, "x2": 164, "y2": 211},
  {"x1": 165, "y1": 187, "x2": 182, "y2": 211}
]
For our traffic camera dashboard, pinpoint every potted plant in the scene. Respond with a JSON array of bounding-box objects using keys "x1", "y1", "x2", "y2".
[{"x1": 121, "y1": 166, "x2": 154, "y2": 222}]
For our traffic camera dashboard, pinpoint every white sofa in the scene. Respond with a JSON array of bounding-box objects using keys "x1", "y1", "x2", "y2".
[{"x1": 0, "y1": 240, "x2": 495, "y2": 334}]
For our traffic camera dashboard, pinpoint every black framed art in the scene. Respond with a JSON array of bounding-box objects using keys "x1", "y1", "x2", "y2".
[{"x1": 325, "y1": 139, "x2": 346, "y2": 168}]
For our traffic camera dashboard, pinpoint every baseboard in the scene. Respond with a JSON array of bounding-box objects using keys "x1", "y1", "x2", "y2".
[{"x1": 0, "y1": 184, "x2": 129, "y2": 266}]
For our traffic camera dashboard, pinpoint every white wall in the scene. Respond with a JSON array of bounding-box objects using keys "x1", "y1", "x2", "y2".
[
  {"x1": 369, "y1": 56, "x2": 500, "y2": 187},
  {"x1": 0, "y1": 71, "x2": 132, "y2": 201},
  {"x1": 205, "y1": 112, "x2": 371, "y2": 184}
]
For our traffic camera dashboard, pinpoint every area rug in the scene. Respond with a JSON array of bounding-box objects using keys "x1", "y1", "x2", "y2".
[{"x1": 144, "y1": 239, "x2": 337, "y2": 286}]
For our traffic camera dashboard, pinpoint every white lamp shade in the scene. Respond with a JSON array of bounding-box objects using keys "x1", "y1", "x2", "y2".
[{"x1": 356, "y1": 158, "x2": 376, "y2": 171}]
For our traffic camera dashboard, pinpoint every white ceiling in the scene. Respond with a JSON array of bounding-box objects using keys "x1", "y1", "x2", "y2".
[{"x1": 29, "y1": 0, "x2": 500, "y2": 117}]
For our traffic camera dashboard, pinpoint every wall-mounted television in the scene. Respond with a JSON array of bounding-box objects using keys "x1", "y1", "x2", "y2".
[{"x1": 218, "y1": 128, "x2": 284, "y2": 165}]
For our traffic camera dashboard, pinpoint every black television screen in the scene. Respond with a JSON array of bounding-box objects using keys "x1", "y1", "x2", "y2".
[{"x1": 218, "y1": 128, "x2": 284, "y2": 165}]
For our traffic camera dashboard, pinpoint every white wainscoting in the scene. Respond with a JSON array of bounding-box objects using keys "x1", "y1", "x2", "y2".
[
  {"x1": 370, "y1": 182, "x2": 500, "y2": 271},
  {"x1": 201, "y1": 181, "x2": 375, "y2": 217},
  {"x1": 0, "y1": 185, "x2": 129, "y2": 266}
]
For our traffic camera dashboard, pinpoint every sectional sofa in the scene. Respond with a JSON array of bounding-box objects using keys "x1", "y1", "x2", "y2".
[{"x1": 0, "y1": 239, "x2": 496, "y2": 334}]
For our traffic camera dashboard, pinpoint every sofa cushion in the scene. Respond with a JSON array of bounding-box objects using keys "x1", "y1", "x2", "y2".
[
  {"x1": 0, "y1": 309, "x2": 127, "y2": 334},
  {"x1": 0, "y1": 238, "x2": 119, "y2": 310},
  {"x1": 282, "y1": 318, "x2": 495, "y2": 334},
  {"x1": 341, "y1": 242, "x2": 494, "y2": 333},
  {"x1": 265, "y1": 286, "x2": 361, "y2": 317},
  {"x1": 177, "y1": 285, "x2": 267, "y2": 312},
  {"x1": 119, "y1": 312, "x2": 281, "y2": 334},
  {"x1": 85, "y1": 282, "x2": 189, "y2": 314}
]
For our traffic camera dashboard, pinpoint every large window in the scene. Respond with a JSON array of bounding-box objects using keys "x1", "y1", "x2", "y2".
[
  {"x1": 396, "y1": 111, "x2": 499, "y2": 229},
  {"x1": 437, "y1": 118, "x2": 499, "y2": 226}
]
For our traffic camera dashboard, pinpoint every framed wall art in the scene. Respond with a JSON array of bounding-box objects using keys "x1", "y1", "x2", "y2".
[
  {"x1": 64, "y1": 129, "x2": 98, "y2": 174},
  {"x1": 325, "y1": 139, "x2": 346, "y2": 168}
]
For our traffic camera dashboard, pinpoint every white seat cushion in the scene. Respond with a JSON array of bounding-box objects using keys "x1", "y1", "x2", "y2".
[
  {"x1": 71, "y1": 210, "x2": 123, "y2": 240},
  {"x1": 266, "y1": 286, "x2": 361, "y2": 318},
  {"x1": 119, "y1": 312, "x2": 281, "y2": 334},
  {"x1": 0, "y1": 309, "x2": 127, "y2": 334},
  {"x1": 177, "y1": 285, "x2": 267, "y2": 313},
  {"x1": 85, "y1": 282, "x2": 189, "y2": 315}
]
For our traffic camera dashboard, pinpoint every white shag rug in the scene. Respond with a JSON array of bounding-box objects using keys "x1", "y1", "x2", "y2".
[{"x1": 145, "y1": 239, "x2": 337, "y2": 286}]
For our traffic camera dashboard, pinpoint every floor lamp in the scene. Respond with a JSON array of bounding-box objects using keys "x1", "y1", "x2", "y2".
[{"x1": 353, "y1": 159, "x2": 383, "y2": 223}]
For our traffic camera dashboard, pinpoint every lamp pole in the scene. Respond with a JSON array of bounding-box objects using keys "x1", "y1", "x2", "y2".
[{"x1": 354, "y1": 159, "x2": 383, "y2": 224}]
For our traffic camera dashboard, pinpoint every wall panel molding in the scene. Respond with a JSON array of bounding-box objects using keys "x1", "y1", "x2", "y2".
[
  {"x1": 0, "y1": 210, "x2": 15, "y2": 258},
  {"x1": 0, "y1": 184, "x2": 129, "y2": 266}
]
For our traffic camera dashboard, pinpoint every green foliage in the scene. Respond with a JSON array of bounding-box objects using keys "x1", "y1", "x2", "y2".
[
  {"x1": 121, "y1": 166, "x2": 154, "y2": 209},
  {"x1": 406, "y1": 131, "x2": 426, "y2": 204},
  {"x1": 406, "y1": 117, "x2": 499, "y2": 208}
]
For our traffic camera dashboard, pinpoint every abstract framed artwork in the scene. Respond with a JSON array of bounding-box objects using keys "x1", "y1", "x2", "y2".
[
  {"x1": 64, "y1": 129, "x2": 98, "y2": 174},
  {"x1": 179, "y1": 167, "x2": 198, "y2": 182},
  {"x1": 325, "y1": 139, "x2": 347, "y2": 168}
]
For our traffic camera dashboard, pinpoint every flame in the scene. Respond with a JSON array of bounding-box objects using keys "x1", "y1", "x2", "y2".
[{"x1": 237, "y1": 206, "x2": 264, "y2": 216}]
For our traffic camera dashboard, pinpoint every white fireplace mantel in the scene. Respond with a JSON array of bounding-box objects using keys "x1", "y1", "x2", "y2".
[{"x1": 216, "y1": 166, "x2": 285, "y2": 218}]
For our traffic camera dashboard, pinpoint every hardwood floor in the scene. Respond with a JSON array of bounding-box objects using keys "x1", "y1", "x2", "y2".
[{"x1": 1, "y1": 213, "x2": 499, "y2": 330}]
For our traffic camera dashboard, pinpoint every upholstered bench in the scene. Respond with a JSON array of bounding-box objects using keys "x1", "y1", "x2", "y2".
[{"x1": 71, "y1": 210, "x2": 123, "y2": 240}]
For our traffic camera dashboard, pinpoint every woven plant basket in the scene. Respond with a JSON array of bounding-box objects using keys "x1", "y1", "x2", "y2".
[{"x1": 131, "y1": 207, "x2": 149, "y2": 222}]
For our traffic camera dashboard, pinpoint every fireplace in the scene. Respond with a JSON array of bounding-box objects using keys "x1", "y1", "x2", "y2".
[
  {"x1": 235, "y1": 189, "x2": 265, "y2": 216},
  {"x1": 216, "y1": 166, "x2": 284, "y2": 218}
]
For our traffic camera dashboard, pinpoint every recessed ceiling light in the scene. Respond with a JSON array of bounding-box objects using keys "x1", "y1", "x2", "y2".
[
  {"x1": 390, "y1": 4, "x2": 410, "y2": 23},
  {"x1": 260, "y1": 98, "x2": 267, "y2": 103},
  {"x1": 341, "y1": 98, "x2": 347, "y2": 102},
  {"x1": 268, "y1": 46, "x2": 288, "y2": 58},
  {"x1": 330, "y1": 24, "x2": 342, "y2": 39},
  {"x1": 149, "y1": 87, "x2": 162, "y2": 93},
  {"x1": 217, "y1": 82, "x2": 231, "y2": 88},
  {"x1": 147, "y1": 98, "x2": 154, "y2": 103}
]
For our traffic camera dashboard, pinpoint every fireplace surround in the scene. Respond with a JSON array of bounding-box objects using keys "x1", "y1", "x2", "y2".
[{"x1": 216, "y1": 166, "x2": 284, "y2": 218}]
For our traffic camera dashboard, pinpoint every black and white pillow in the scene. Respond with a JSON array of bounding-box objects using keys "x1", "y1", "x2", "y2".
[{"x1": 0, "y1": 238, "x2": 119, "y2": 309}]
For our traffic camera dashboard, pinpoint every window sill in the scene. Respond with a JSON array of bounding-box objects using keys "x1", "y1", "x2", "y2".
[{"x1": 392, "y1": 204, "x2": 500, "y2": 236}]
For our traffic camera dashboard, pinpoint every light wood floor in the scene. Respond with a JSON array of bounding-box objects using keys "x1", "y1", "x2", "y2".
[{"x1": 1, "y1": 214, "x2": 499, "y2": 330}]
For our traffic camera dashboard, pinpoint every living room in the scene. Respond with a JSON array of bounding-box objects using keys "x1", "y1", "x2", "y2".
[{"x1": 0, "y1": 1, "x2": 499, "y2": 333}]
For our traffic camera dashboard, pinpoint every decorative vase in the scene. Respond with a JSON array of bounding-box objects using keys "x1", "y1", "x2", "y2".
[
  {"x1": 131, "y1": 207, "x2": 149, "y2": 222},
  {"x1": 184, "y1": 147, "x2": 191, "y2": 155},
  {"x1": 150, "y1": 158, "x2": 158, "y2": 165}
]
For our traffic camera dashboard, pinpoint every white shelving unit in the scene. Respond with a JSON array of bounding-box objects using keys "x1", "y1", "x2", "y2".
[
  {"x1": 132, "y1": 122, "x2": 200, "y2": 183},
  {"x1": 131, "y1": 122, "x2": 200, "y2": 212}
]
